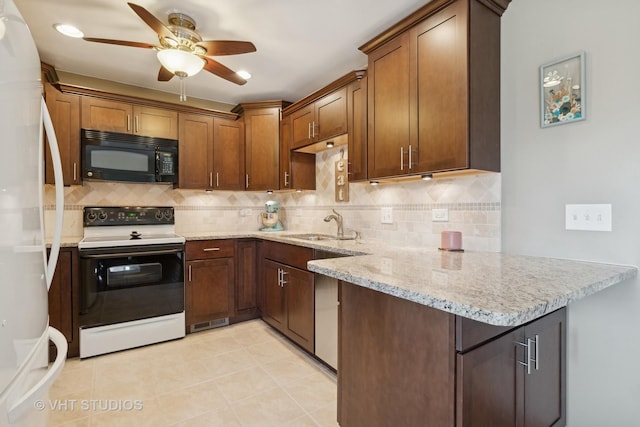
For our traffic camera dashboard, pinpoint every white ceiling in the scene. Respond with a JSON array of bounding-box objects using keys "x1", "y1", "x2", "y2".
[{"x1": 15, "y1": 0, "x2": 429, "y2": 106}]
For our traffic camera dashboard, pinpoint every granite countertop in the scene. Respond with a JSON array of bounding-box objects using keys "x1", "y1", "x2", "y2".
[{"x1": 56, "y1": 230, "x2": 638, "y2": 327}]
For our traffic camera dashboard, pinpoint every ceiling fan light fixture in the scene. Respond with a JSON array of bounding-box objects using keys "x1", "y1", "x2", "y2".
[
  {"x1": 156, "y1": 49, "x2": 205, "y2": 77},
  {"x1": 54, "y1": 23, "x2": 84, "y2": 38}
]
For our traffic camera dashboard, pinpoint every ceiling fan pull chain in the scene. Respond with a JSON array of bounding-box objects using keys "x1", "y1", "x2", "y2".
[{"x1": 179, "y1": 77, "x2": 187, "y2": 102}]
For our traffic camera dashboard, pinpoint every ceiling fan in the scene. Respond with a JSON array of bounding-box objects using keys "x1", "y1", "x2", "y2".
[{"x1": 83, "y1": 2, "x2": 256, "y2": 98}]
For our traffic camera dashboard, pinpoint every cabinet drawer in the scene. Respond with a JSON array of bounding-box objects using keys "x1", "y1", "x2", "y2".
[
  {"x1": 262, "y1": 240, "x2": 313, "y2": 270},
  {"x1": 186, "y1": 239, "x2": 235, "y2": 260}
]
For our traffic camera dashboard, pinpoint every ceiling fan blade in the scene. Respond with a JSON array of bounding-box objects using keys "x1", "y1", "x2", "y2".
[
  {"x1": 202, "y1": 57, "x2": 247, "y2": 85},
  {"x1": 196, "y1": 40, "x2": 257, "y2": 56},
  {"x1": 83, "y1": 37, "x2": 156, "y2": 49},
  {"x1": 127, "y1": 2, "x2": 175, "y2": 40},
  {"x1": 157, "y1": 66, "x2": 174, "y2": 82}
]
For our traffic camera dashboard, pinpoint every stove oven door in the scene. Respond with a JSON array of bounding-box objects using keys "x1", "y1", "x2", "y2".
[{"x1": 78, "y1": 243, "x2": 185, "y2": 329}]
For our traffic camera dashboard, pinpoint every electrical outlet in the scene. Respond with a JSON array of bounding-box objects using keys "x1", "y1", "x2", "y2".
[
  {"x1": 432, "y1": 208, "x2": 449, "y2": 222},
  {"x1": 239, "y1": 208, "x2": 251, "y2": 217},
  {"x1": 565, "y1": 204, "x2": 612, "y2": 231},
  {"x1": 381, "y1": 207, "x2": 393, "y2": 224}
]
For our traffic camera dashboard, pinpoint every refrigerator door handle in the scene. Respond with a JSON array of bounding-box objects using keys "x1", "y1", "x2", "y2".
[
  {"x1": 41, "y1": 97, "x2": 64, "y2": 290},
  {"x1": 6, "y1": 327, "x2": 67, "y2": 423}
]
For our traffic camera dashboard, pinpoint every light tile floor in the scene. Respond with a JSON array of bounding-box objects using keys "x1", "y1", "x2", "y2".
[{"x1": 46, "y1": 320, "x2": 338, "y2": 427}]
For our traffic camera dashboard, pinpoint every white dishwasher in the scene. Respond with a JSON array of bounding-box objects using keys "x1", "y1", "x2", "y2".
[{"x1": 313, "y1": 250, "x2": 346, "y2": 370}]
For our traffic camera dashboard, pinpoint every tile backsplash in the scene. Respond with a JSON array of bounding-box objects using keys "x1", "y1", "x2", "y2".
[{"x1": 45, "y1": 146, "x2": 501, "y2": 251}]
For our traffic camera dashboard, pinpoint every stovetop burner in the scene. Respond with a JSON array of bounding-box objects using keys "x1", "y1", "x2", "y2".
[{"x1": 78, "y1": 207, "x2": 185, "y2": 250}]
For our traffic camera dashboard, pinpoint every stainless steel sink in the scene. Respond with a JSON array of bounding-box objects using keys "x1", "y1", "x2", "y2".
[{"x1": 288, "y1": 233, "x2": 338, "y2": 241}]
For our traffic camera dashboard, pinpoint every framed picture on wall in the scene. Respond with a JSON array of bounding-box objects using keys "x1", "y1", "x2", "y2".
[{"x1": 540, "y1": 51, "x2": 586, "y2": 128}]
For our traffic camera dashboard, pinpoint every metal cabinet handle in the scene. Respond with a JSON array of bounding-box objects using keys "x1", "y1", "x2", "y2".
[
  {"x1": 209, "y1": 172, "x2": 213, "y2": 188},
  {"x1": 533, "y1": 334, "x2": 539, "y2": 371},
  {"x1": 73, "y1": 162, "x2": 77, "y2": 182},
  {"x1": 517, "y1": 338, "x2": 535, "y2": 375},
  {"x1": 312, "y1": 121, "x2": 316, "y2": 138},
  {"x1": 277, "y1": 268, "x2": 282, "y2": 287},
  {"x1": 203, "y1": 247, "x2": 220, "y2": 252},
  {"x1": 188, "y1": 264, "x2": 192, "y2": 282},
  {"x1": 245, "y1": 174, "x2": 249, "y2": 189},
  {"x1": 135, "y1": 116, "x2": 139, "y2": 133},
  {"x1": 400, "y1": 146, "x2": 404, "y2": 170},
  {"x1": 216, "y1": 172, "x2": 219, "y2": 188},
  {"x1": 308, "y1": 122, "x2": 311, "y2": 140},
  {"x1": 284, "y1": 171, "x2": 289, "y2": 187},
  {"x1": 127, "y1": 115, "x2": 131, "y2": 131},
  {"x1": 408, "y1": 144, "x2": 413, "y2": 170},
  {"x1": 281, "y1": 269, "x2": 288, "y2": 285}
]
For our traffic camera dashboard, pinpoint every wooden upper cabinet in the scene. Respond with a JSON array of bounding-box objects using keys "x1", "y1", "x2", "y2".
[
  {"x1": 213, "y1": 117, "x2": 245, "y2": 191},
  {"x1": 366, "y1": 31, "x2": 411, "y2": 179},
  {"x1": 290, "y1": 87, "x2": 347, "y2": 150},
  {"x1": 280, "y1": 114, "x2": 316, "y2": 191},
  {"x1": 133, "y1": 105, "x2": 178, "y2": 139},
  {"x1": 233, "y1": 102, "x2": 289, "y2": 191},
  {"x1": 44, "y1": 83, "x2": 81, "y2": 185},
  {"x1": 81, "y1": 97, "x2": 178, "y2": 139},
  {"x1": 178, "y1": 113, "x2": 213, "y2": 189},
  {"x1": 347, "y1": 76, "x2": 368, "y2": 182},
  {"x1": 178, "y1": 113, "x2": 244, "y2": 190},
  {"x1": 412, "y1": 1, "x2": 467, "y2": 173},
  {"x1": 362, "y1": 0, "x2": 502, "y2": 179}
]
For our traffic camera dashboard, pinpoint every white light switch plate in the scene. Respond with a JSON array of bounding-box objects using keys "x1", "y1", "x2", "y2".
[
  {"x1": 565, "y1": 204, "x2": 612, "y2": 231},
  {"x1": 432, "y1": 208, "x2": 449, "y2": 222},
  {"x1": 381, "y1": 207, "x2": 393, "y2": 224}
]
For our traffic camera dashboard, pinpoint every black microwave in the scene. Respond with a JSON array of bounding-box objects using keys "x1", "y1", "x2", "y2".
[{"x1": 81, "y1": 129, "x2": 178, "y2": 184}]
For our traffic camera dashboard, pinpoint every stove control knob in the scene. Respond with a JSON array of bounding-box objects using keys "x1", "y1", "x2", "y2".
[
  {"x1": 163, "y1": 210, "x2": 173, "y2": 220},
  {"x1": 86, "y1": 212, "x2": 97, "y2": 223},
  {"x1": 98, "y1": 212, "x2": 108, "y2": 221},
  {"x1": 155, "y1": 210, "x2": 163, "y2": 220}
]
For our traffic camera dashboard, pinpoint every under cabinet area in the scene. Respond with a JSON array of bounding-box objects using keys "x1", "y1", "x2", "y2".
[
  {"x1": 338, "y1": 281, "x2": 566, "y2": 427},
  {"x1": 185, "y1": 240, "x2": 236, "y2": 332},
  {"x1": 260, "y1": 241, "x2": 315, "y2": 353}
]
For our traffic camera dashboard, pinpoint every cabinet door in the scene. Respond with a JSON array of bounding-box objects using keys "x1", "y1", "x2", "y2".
[
  {"x1": 178, "y1": 113, "x2": 213, "y2": 189},
  {"x1": 244, "y1": 107, "x2": 279, "y2": 191},
  {"x1": 367, "y1": 31, "x2": 411, "y2": 179},
  {"x1": 314, "y1": 86, "x2": 348, "y2": 142},
  {"x1": 284, "y1": 266, "x2": 314, "y2": 353},
  {"x1": 413, "y1": 1, "x2": 468, "y2": 173},
  {"x1": 290, "y1": 105, "x2": 314, "y2": 150},
  {"x1": 186, "y1": 258, "x2": 235, "y2": 326},
  {"x1": 347, "y1": 77, "x2": 367, "y2": 181},
  {"x1": 213, "y1": 117, "x2": 245, "y2": 190},
  {"x1": 262, "y1": 259, "x2": 286, "y2": 329},
  {"x1": 279, "y1": 115, "x2": 292, "y2": 190},
  {"x1": 133, "y1": 105, "x2": 178, "y2": 139},
  {"x1": 523, "y1": 308, "x2": 566, "y2": 427},
  {"x1": 456, "y1": 328, "x2": 525, "y2": 427},
  {"x1": 236, "y1": 240, "x2": 258, "y2": 314},
  {"x1": 44, "y1": 84, "x2": 80, "y2": 185},
  {"x1": 81, "y1": 97, "x2": 133, "y2": 133},
  {"x1": 48, "y1": 250, "x2": 73, "y2": 344}
]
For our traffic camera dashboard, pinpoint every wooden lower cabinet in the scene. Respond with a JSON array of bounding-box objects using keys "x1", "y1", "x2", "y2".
[
  {"x1": 261, "y1": 241, "x2": 315, "y2": 353},
  {"x1": 235, "y1": 239, "x2": 259, "y2": 316},
  {"x1": 338, "y1": 281, "x2": 566, "y2": 427},
  {"x1": 48, "y1": 248, "x2": 79, "y2": 358},
  {"x1": 185, "y1": 240, "x2": 236, "y2": 331}
]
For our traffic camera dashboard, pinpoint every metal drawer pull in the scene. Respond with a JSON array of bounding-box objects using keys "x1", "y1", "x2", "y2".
[
  {"x1": 517, "y1": 338, "x2": 535, "y2": 375},
  {"x1": 188, "y1": 264, "x2": 192, "y2": 282},
  {"x1": 400, "y1": 146, "x2": 404, "y2": 170},
  {"x1": 281, "y1": 270, "x2": 288, "y2": 285},
  {"x1": 203, "y1": 247, "x2": 221, "y2": 252},
  {"x1": 533, "y1": 334, "x2": 539, "y2": 371}
]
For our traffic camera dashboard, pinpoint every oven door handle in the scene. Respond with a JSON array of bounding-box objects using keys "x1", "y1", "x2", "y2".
[{"x1": 80, "y1": 248, "x2": 184, "y2": 259}]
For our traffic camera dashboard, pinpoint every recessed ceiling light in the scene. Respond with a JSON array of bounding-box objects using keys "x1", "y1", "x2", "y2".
[
  {"x1": 237, "y1": 70, "x2": 252, "y2": 80},
  {"x1": 54, "y1": 24, "x2": 84, "y2": 38}
]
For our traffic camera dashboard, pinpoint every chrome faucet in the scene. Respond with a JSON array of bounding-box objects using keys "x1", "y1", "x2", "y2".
[{"x1": 324, "y1": 209, "x2": 344, "y2": 239}]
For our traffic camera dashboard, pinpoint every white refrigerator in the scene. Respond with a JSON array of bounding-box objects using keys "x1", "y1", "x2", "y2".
[{"x1": 0, "y1": 0, "x2": 67, "y2": 425}]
